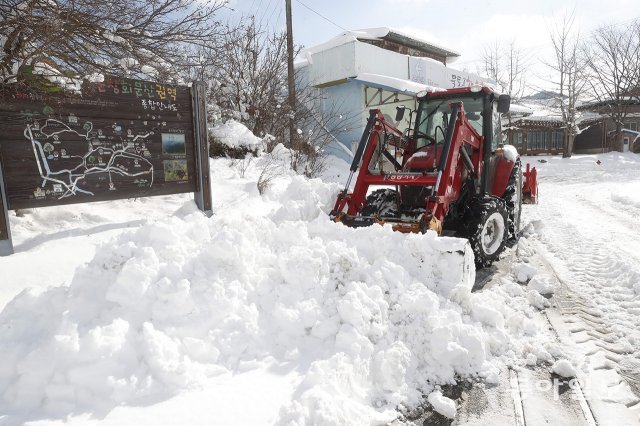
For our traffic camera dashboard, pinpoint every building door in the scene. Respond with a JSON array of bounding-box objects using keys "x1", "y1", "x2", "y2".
[{"x1": 623, "y1": 137, "x2": 630, "y2": 152}]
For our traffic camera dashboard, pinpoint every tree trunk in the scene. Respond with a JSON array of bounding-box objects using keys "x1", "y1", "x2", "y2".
[
  {"x1": 563, "y1": 131, "x2": 575, "y2": 158},
  {"x1": 614, "y1": 122, "x2": 623, "y2": 152}
]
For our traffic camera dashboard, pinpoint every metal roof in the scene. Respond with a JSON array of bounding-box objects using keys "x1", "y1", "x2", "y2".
[
  {"x1": 345, "y1": 28, "x2": 460, "y2": 64},
  {"x1": 375, "y1": 29, "x2": 461, "y2": 61}
]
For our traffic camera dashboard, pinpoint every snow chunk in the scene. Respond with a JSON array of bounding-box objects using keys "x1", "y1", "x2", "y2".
[
  {"x1": 527, "y1": 289, "x2": 550, "y2": 310},
  {"x1": 514, "y1": 262, "x2": 537, "y2": 283},
  {"x1": 408, "y1": 151, "x2": 429, "y2": 162},
  {"x1": 528, "y1": 276, "x2": 554, "y2": 296},
  {"x1": 373, "y1": 342, "x2": 412, "y2": 400},
  {"x1": 427, "y1": 390, "x2": 456, "y2": 419},
  {"x1": 502, "y1": 144, "x2": 518, "y2": 162},
  {"x1": 552, "y1": 359, "x2": 577, "y2": 378}
]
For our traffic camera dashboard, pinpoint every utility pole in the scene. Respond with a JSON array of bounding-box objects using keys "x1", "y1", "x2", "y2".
[{"x1": 285, "y1": 0, "x2": 296, "y2": 145}]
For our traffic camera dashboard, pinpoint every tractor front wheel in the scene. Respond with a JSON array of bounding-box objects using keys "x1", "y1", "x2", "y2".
[
  {"x1": 466, "y1": 197, "x2": 508, "y2": 267},
  {"x1": 504, "y1": 160, "x2": 523, "y2": 240}
]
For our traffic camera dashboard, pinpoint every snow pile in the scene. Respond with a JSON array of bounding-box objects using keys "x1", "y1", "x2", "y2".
[
  {"x1": 210, "y1": 120, "x2": 264, "y2": 149},
  {"x1": 0, "y1": 150, "x2": 546, "y2": 424}
]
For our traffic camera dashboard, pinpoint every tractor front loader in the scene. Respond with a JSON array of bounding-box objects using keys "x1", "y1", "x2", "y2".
[{"x1": 330, "y1": 86, "x2": 538, "y2": 267}]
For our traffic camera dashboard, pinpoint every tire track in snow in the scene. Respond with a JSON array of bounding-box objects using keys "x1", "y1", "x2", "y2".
[{"x1": 528, "y1": 181, "x2": 640, "y2": 424}]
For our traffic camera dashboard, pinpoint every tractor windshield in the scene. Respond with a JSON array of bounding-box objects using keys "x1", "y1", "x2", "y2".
[{"x1": 414, "y1": 97, "x2": 483, "y2": 149}]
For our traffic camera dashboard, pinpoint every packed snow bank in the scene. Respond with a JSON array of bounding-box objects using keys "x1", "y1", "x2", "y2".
[{"x1": 0, "y1": 150, "x2": 544, "y2": 424}]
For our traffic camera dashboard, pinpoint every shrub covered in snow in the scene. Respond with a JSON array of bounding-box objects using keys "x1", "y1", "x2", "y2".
[{"x1": 209, "y1": 120, "x2": 265, "y2": 159}]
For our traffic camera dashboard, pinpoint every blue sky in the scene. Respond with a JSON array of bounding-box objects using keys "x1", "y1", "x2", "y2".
[{"x1": 223, "y1": 0, "x2": 637, "y2": 88}]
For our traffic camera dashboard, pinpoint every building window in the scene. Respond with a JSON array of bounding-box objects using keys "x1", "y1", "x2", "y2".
[
  {"x1": 551, "y1": 130, "x2": 564, "y2": 150},
  {"x1": 623, "y1": 121, "x2": 637, "y2": 132},
  {"x1": 512, "y1": 131, "x2": 523, "y2": 149},
  {"x1": 527, "y1": 131, "x2": 547, "y2": 151}
]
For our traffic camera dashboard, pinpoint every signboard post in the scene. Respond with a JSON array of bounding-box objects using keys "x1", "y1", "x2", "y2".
[
  {"x1": 0, "y1": 158, "x2": 13, "y2": 256},
  {"x1": 191, "y1": 81, "x2": 213, "y2": 216},
  {"x1": 0, "y1": 76, "x2": 213, "y2": 255}
]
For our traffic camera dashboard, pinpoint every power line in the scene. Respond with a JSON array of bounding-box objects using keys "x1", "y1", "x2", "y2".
[
  {"x1": 293, "y1": 0, "x2": 348, "y2": 32},
  {"x1": 267, "y1": 0, "x2": 283, "y2": 27}
]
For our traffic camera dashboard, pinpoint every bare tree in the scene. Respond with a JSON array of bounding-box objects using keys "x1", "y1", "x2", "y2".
[
  {"x1": 203, "y1": 17, "x2": 291, "y2": 138},
  {"x1": 0, "y1": 0, "x2": 227, "y2": 83},
  {"x1": 256, "y1": 151, "x2": 285, "y2": 195},
  {"x1": 289, "y1": 92, "x2": 355, "y2": 177},
  {"x1": 482, "y1": 40, "x2": 528, "y2": 101},
  {"x1": 202, "y1": 16, "x2": 357, "y2": 177},
  {"x1": 547, "y1": 12, "x2": 587, "y2": 157},
  {"x1": 582, "y1": 20, "x2": 640, "y2": 151}
]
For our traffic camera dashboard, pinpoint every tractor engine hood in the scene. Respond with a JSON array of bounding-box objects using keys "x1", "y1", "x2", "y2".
[{"x1": 404, "y1": 145, "x2": 441, "y2": 171}]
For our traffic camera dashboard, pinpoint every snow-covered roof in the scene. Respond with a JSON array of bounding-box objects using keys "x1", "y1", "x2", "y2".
[
  {"x1": 577, "y1": 96, "x2": 640, "y2": 110},
  {"x1": 520, "y1": 108, "x2": 563, "y2": 123},
  {"x1": 508, "y1": 103, "x2": 534, "y2": 115},
  {"x1": 513, "y1": 104, "x2": 603, "y2": 127},
  {"x1": 350, "y1": 73, "x2": 441, "y2": 95},
  {"x1": 301, "y1": 27, "x2": 460, "y2": 64},
  {"x1": 618, "y1": 128, "x2": 640, "y2": 136}
]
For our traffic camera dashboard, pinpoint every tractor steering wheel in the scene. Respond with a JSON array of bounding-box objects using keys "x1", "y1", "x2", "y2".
[{"x1": 413, "y1": 131, "x2": 437, "y2": 145}]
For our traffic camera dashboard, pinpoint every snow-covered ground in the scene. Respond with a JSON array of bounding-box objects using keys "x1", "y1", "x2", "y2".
[
  {"x1": 522, "y1": 153, "x2": 640, "y2": 425},
  {"x1": 1, "y1": 144, "x2": 639, "y2": 425},
  {"x1": 526, "y1": 152, "x2": 640, "y2": 353}
]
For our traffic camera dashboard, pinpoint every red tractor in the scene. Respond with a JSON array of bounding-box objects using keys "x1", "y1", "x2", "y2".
[{"x1": 330, "y1": 85, "x2": 538, "y2": 267}]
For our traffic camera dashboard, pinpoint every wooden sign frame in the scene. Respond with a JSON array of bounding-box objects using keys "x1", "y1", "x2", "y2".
[
  {"x1": 0, "y1": 157, "x2": 12, "y2": 256},
  {"x1": 0, "y1": 77, "x2": 212, "y2": 256}
]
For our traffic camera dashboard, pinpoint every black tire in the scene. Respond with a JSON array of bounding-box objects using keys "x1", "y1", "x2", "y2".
[
  {"x1": 503, "y1": 160, "x2": 523, "y2": 240},
  {"x1": 361, "y1": 189, "x2": 400, "y2": 218},
  {"x1": 466, "y1": 197, "x2": 508, "y2": 268}
]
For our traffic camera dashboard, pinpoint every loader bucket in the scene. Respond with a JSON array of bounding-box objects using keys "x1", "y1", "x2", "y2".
[{"x1": 522, "y1": 163, "x2": 538, "y2": 204}]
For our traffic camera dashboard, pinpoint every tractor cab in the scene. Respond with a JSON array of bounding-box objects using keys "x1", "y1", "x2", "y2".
[{"x1": 403, "y1": 86, "x2": 508, "y2": 174}]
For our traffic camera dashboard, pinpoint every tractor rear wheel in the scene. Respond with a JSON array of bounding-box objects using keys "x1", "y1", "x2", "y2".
[
  {"x1": 504, "y1": 160, "x2": 523, "y2": 240},
  {"x1": 361, "y1": 189, "x2": 400, "y2": 218},
  {"x1": 466, "y1": 197, "x2": 508, "y2": 267}
]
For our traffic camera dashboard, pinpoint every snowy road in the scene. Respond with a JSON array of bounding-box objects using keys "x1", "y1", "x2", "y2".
[
  {"x1": 430, "y1": 154, "x2": 640, "y2": 426},
  {"x1": 513, "y1": 154, "x2": 640, "y2": 425},
  {"x1": 530, "y1": 154, "x2": 640, "y2": 355}
]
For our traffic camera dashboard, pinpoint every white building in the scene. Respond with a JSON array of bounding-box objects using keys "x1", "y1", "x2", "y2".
[{"x1": 296, "y1": 28, "x2": 487, "y2": 161}]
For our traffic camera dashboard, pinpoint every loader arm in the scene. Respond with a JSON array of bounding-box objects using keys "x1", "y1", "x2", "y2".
[{"x1": 331, "y1": 102, "x2": 484, "y2": 234}]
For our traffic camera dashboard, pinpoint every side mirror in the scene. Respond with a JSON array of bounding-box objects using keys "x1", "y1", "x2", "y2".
[
  {"x1": 497, "y1": 94, "x2": 511, "y2": 113},
  {"x1": 395, "y1": 106, "x2": 406, "y2": 121}
]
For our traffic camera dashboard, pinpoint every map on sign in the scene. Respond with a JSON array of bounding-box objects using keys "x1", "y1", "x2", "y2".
[{"x1": 24, "y1": 118, "x2": 154, "y2": 200}]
